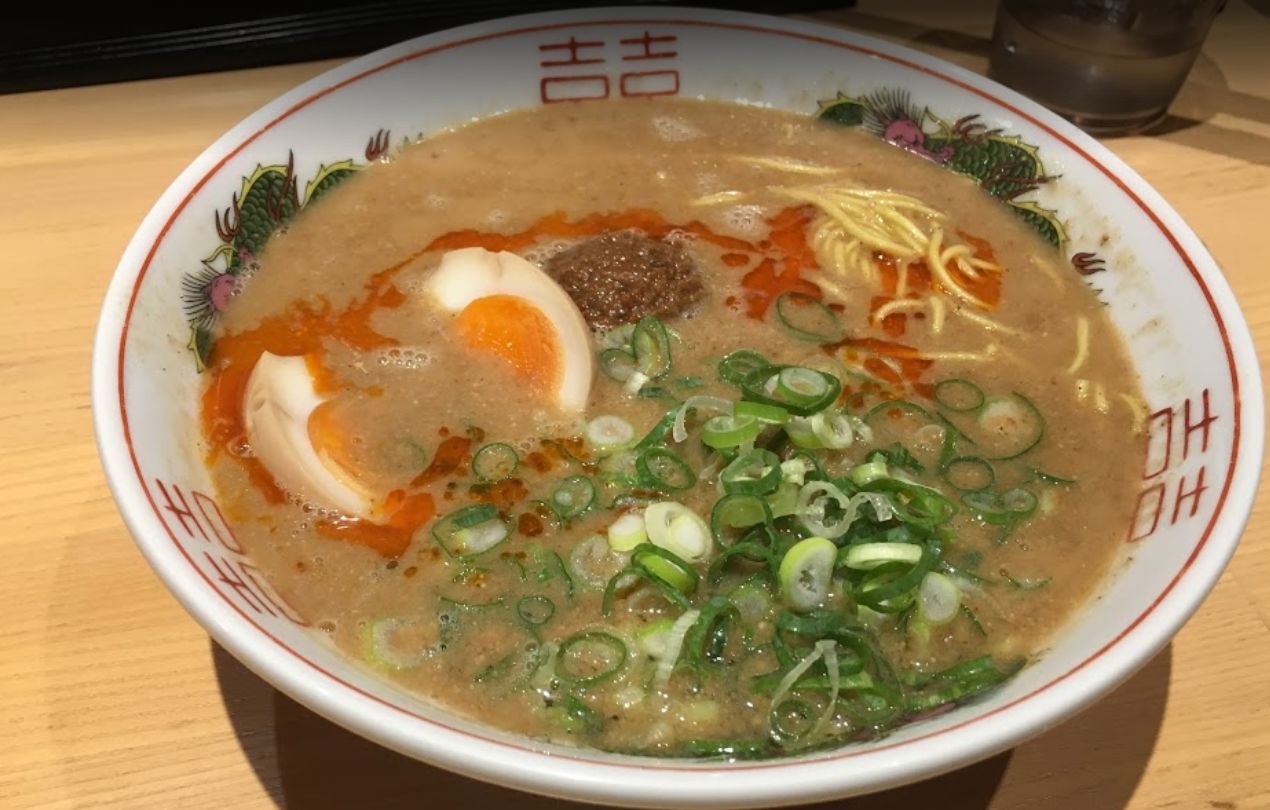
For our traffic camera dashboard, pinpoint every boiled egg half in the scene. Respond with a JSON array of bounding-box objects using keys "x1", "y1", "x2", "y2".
[
  {"x1": 424, "y1": 247, "x2": 594, "y2": 412},
  {"x1": 243, "y1": 351, "x2": 377, "y2": 520}
]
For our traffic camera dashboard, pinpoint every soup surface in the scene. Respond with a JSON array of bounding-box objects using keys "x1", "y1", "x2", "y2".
[{"x1": 202, "y1": 99, "x2": 1145, "y2": 758}]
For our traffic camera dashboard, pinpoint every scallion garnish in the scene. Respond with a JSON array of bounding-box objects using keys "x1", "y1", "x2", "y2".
[{"x1": 471, "y1": 442, "x2": 519, "y2": 482}]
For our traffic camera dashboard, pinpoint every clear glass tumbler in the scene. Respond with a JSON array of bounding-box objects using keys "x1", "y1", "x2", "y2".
[{"x1": 988, "y1": 0, "x2": 1225, "y2": 135}]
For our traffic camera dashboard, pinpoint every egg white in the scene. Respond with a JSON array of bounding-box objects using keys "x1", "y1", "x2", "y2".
[{"x1": 243, "y1": 351, "x2": 377, "y2": 519}]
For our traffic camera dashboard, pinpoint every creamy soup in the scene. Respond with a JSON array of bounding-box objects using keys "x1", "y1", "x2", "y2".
[{"x1": 202, "y1": 99, "x2": 1145, "y2": 759}]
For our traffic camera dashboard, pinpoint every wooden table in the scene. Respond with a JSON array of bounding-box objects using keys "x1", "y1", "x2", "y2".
[{"x1": 3, "y1": 3, "x2": 1268, "y2": 808}]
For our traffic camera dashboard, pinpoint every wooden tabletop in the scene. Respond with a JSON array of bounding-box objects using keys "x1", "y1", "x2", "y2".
[{"x1": 3, "y1": 3, "x2": 1269, "y2": 808}]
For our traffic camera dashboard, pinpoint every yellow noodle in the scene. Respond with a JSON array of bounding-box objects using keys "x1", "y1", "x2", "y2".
[
  {"x1": 804, "y1": 270, "x2": 853, "y2": 302},
  {"x1": 1067, "y1": 317, "x2": 1090, "y2": 374},
  {"x1": 877, "y1": 206, "x2": 932, "y2": 249},
  {"x1": 691, "y1": 190, "x2": 746, "y2": 206},
  {"x1": 872, "y1": 298, "x2": 928, "y2": 323},
  {"x1": 964, "y1": 256, "x2": 1003, "y2": 272},
  {"x1": 1031, "y1": 256, "x2": 1065, "y2": 288},
  {"x1": 929, "y1": 295, "x2": 947, "y2": 334},
  {"x1": 1119, "y1": 393, "x2": 1148, "y2": 433},
  {"x1": 926, "y1": 228, "x2": 989, "y2": 308},
  {"x1": 828, "y1": 188, "x2": 943, "y2": 218},
  {"x1": 780, "y1": 188, "x2": 923, "y2": 258},
  {"x1": 733, "y1": 155, "x2": 839, "y2": 175},
  {"x1": 1093, "y1": 383, "x2": 1110, "y2": 414},
  {"x1": 917, "y1": 344, "x2": 1000, "y2": 362},
  {"x1": 955, "y1": 308, "x2": 1021, "y2": 335}
]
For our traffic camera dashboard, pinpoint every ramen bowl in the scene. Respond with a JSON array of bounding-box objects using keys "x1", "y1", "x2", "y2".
[{"x1": 91, "y1": 6, "x2": 1262, "y2": 807}]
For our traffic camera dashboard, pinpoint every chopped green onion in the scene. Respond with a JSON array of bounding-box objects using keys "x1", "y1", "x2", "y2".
[
  {"x1": 636, "y1": 618, "x2": 676, "y2": 659},
  {"x1": 636, "y1": 447, "x2": 697, "y2": 492},
  {"x1": 740, "y1": 365, "x2": 841, "y2": 417},
  {"x1": 776, "y1": 367, "x2": 831, "y2": 407},
  {"x1": 711, "y1": 493, "x2": 772, "y2": 547},
  {"x1": 783, "y1": 416, "x2": 821, "y2": 449},
  {"x1": 973, "y1": 393, "x2": 1046, "y2": 460},
  {"x1": 624, "y1": 370, "x2": 651, "y2": 395},
  {"x1": 962, "y1": 487, "x2": 1038, "y2": 525},
  {"x1": 569, "y1": 534, "x2": 625, "y2": 588},
  {"x1": 961, "y1": 603, "x2": 988, "y2": 636},
  {"x1": 638, "y1": 385, "x2": 675, "y2": 401},
  {"x1": 551, "y1": 475, "x2": 596, "y2": 519},
  {"x1": 999, "y1": 568, "x2": 1052, "y2": 590},
  {"x1": 550, "y1": 549, "x2": 577, "y2": 597},
  {"x1": 736, "y1": 400, "x2": 790, "y2": 425},
  {"x1": 774, "y1": 291, "x2": 841, "y2": 343},
  {"x1": 432, "y1": 504, "x2": 509, "y2": 557},
  {"x1": 555, "y1": 693, "x2": 605, "y2": 735},
  {"x1": 678, "y1": 739, "x2": 771, "y2": 760},
  {"x1": 809, "y1": 411, "x2": 857, "y2": 449},
  {"x1": 730, "y1": 579, "x2": 774, "y2": 624},
  {"x1": 632, "y1": 316, "x2": 672, "y2": 379},
  {"x1": 632, "y1": 543, "x2": 700, "y2": 594},
  {"x1": 654, "y1": 608, "x2": 702, "y2": 689},
  {"x1": 917, "y1": 572, "x2": 960, "y2": 625},
  {"x1": 473, "y1": 651, "x2": 518, "y2": 683},
  {"x1": 471, "y1": 442, "x2": 518, "y2": 482},
  {"x1": 702, "y1": 414, "x2": 762, "y2": 449},
  {"x1": 607, "y1": 512, "x2": 648, "y2": 552},
  {"x1": 779, "y1": 457, "x2": 813, "y2": 487},
  {"x1": 599, "y1": 323, "x2": 636, "y2": 349},
  {"x1": 843, "y1": 542, "x2": 924, "y2": 570},
  {"x1": 869, "y1": 444, "x2": 921, "y2": 474},
  {"x1": 718, "y1": 349, "x2": 772, "y2": 385},
  {"x1": 943, "y1": 456, "x2": 995, "y2": 492},
  {"x1": 862, "y1": 398, "x2": 934, "y2": 423},
  {"x1": 849, "y1": 458, "x2": 889, "y2": 486},
  {"x1": 363, "y1": 617, "x2": 431, "y2": 670},
  {"x1": 524, "y1": 499, "x2": 563, "y2": 533},
  {"x1": 645, "y1": 501, "x2": 711, "y2": 561},
  {"x1": 778, "y1": 536, "x2": 838, "y2": 612},
  {"x1": 904, "y1": 656, "x2": 1015, "y2": 713},
  {"x1": 556, "y1": 631, "x2": 629, "y2": 686},
  {"x1": 720, "y1": 448, "x2": 782, "y2": 496},
  {"x1": 517, "y1": 595, "x2": 556, "y2": 626},
  {"x1": 795, "y1": 481, "x2": 890, "y2": 539},
  {"x1": 633, "y1": 408, "x2": 678, "y2": 451},
  {"x1": 683, "y1": 595, "x2": 742, "y2": 674},
  {"x1": 1031, "y1": 468, "x2": 1076, "y2": 486},
  {"x1": 672, "y1": 395, "x2": 733, "y2": 443},
  {"x1": 767, "y1": 480, "x2": 800, "y2": 518},
  {"x1": 586, "y1": 415, "x2": 635, "y2": 449},
  {"x1": 602, "y1": 562, "x2": 691, "y2": 615},
  {"x1": 768, "y1": 639, "x2": 838, "y2": 747},
  {"x1": 599, "y1": 347, "x2": 637, "y2": 382},
  {"x1": 852, "y1": 539, "x2": 941, "y2": 613},
  {"x1": 934, "y1": 379, "x2": 986, "y2": 412}
]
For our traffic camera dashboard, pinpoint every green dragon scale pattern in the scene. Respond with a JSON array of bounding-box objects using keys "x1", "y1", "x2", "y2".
[
  {"x1": 180, "y1": 152, "x2": 365, "y2": 369},
  {"x1": 816, "y1": 90, "x2": 1067, "y2": 250}
]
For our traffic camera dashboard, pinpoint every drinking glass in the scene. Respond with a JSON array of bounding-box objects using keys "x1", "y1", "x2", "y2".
[{"x1": 988, "y1": 0, "x2": 1225, "y2": 135}]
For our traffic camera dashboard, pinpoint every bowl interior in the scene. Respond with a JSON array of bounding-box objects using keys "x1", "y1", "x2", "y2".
[{"x1": 93, "y1": 7, "x2": 1262, "y2": 807}]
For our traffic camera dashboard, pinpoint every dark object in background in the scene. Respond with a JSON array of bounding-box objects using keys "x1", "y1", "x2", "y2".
[
  {"x1": 0, "y1": 1, "x2": 853, "y2": 94},
  {"x1": 988, "y1": 0, "x2": 1225, "y2": 135}
]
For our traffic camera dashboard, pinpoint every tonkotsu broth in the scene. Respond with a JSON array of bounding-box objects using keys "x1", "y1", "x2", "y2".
[{"x1": 204, "y1": 99, "x2": 1145, "y2": 757}]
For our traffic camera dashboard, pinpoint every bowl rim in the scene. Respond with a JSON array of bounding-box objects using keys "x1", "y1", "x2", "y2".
[{"x1": 91, "y1": 5, "x2": 1265, "y2": 807}]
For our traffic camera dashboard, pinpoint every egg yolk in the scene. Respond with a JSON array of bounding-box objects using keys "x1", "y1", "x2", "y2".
[
  {"x1": 303, "y1": 400, "x2": 363, "y2": 486},
  {"x1": 453, "y1": 294, "x2": 562, "y2": 393}
]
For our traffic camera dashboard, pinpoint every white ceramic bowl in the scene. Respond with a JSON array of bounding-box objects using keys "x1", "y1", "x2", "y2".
[{"x1": 92, "y1": 6, "x2": 1263, "y2": 807}]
